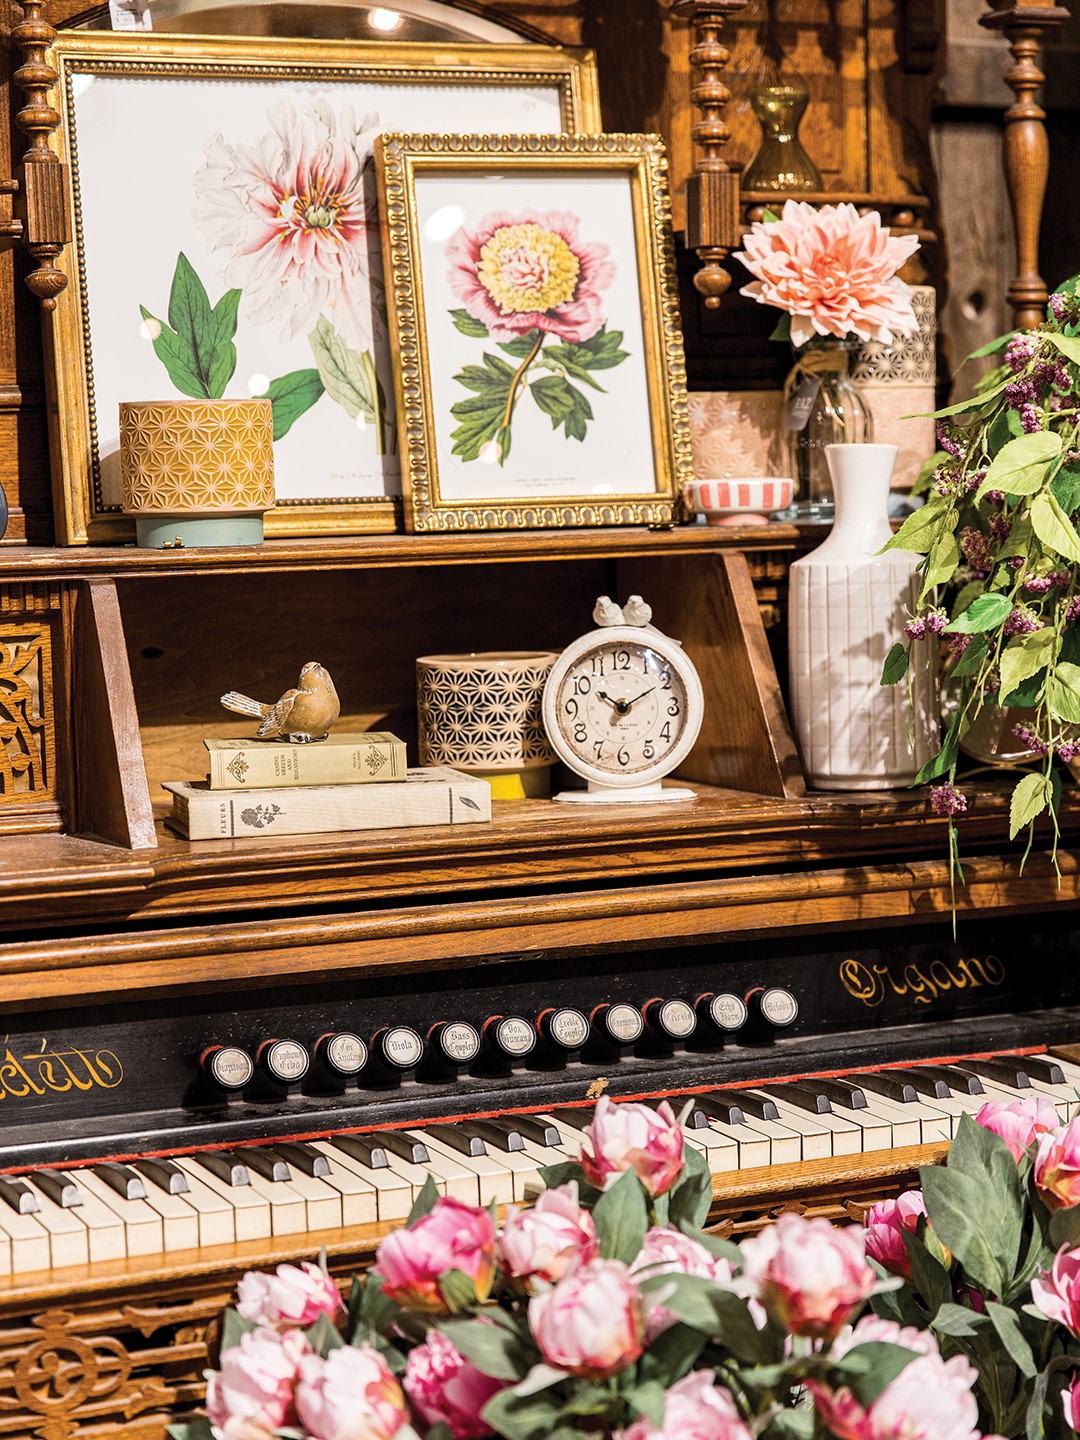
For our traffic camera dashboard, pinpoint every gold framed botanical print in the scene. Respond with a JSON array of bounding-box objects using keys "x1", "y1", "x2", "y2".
[
  {"x1": 374, "y1": 132, "x2": 693, "y2": 533},
  {"x1": 42, "y1": 32, "x2": 600, "y2": 543}
]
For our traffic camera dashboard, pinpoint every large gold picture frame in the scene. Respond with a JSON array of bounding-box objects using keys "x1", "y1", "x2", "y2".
[
  {"x1": 43, "y1": 33, "x2": 600, "y2": 544},
  {"x1": 375, "y1": 133, "x2": 693, "y2": 533}
]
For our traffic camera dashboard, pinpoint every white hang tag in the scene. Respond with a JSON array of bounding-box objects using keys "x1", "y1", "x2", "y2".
[
  {"x1": 109, "y1": 0, "x2": 152, "y2": 29},
  {"x1": 786, "y1": 376, "x2": 822, "y2": 432}
]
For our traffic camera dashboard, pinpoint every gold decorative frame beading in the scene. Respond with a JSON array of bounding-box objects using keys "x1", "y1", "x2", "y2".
[
  {"x1": 375, "y1": 132, "x2": 693, "y2": 533},
  {"x1": 42, "y1": 33, "x2": 600, "y2": 545}
]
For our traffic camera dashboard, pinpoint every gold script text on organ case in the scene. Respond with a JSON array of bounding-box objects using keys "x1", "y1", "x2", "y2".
[
  {"x1": 0, "y1": 1046, "x2": 124, "y2": 1098},
  {"x1": 839, "y1": 954, "x2": 1007, "y2": 1008}
]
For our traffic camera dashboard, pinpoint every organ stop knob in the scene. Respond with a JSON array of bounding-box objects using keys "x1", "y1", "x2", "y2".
[
  {"x1": 642, "y1": 996, "x2": 697, "y2": 1044},
  {"x1": 428, "y1": 1020, "x2": 482, "y2": 1069},
  {"x1": 256, "y1": 1038, "x2": 311, "y2": 1086},
  {"x1": 538, "y1": 1007, "x2": 590, "y2": 1052},
  {"x1": 747, "y1": 987, "x2": 799, "y2": 1028},
  {"x1": 696, "y1": 991, "x2": 748, "y2": 1034},
  {"x1": 590, "y1": 1002, "x2": 644, "y2": 1049},
  {"x1": 313, "y1": 1031, "x2": 368, "y2": 1079},
  {"x1": 199, "y1": 1044, "x2": 254, "y2": 1093}
]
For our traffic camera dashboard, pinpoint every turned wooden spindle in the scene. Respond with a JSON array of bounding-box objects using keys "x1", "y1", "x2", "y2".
[
  {"x1": 670, "y1": 0, "x2": 750, "y2": 308},
  {"x1": 0, "y1": 0, "x2": 69, "y2": 308},
  {"x1": 980, "y1": 0, "x2": 1069, "y2": 330}
]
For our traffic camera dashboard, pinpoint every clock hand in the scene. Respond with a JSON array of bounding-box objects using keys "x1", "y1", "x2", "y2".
[
  {"x1": 596, "y1": 689, "x2": 631, "y2": 716},
  {"x1": 622, "y1": 686, "x2": 657, "y2": 710}
]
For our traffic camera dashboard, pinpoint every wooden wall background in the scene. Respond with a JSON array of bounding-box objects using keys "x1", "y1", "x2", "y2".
[{"x1": 0, "y1": 0, "x2": 1066, "y2": 544}]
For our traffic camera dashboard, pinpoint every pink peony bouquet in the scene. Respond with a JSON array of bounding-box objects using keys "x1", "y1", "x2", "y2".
[
  {"x1": 860, "y1": 1096, "x2": 1080, "y2": 1438},
  {"x1": 733, "y1": 199, "x2": 919, "y2": 349},
  {"x1": 171, "y1": 1098, "x2": 999, "y2": 1440}
]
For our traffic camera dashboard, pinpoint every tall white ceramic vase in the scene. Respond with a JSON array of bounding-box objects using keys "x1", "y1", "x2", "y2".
[{"x1": 788, "y1": 443, "x2": 937, "y2": 789}]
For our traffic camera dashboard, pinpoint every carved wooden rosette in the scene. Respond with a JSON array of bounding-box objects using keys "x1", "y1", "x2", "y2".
[
  {"x1": 669, "y1": 0, "x2": 751, "y2": 309},
  {"x1": 980, "y1": 0, "x2": 1070, "y2": 331},
  {"x1": 0, "y1": 1, "x2": 70, "y2": 308}
]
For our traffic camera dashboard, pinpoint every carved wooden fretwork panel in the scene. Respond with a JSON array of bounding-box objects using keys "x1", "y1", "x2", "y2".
[
  {"x1": 0, "y1": 1295, "x2": 221, "y2": 1440},
  {"x1": 0, "y1": 623, "x2": 54, "y2": 804}
]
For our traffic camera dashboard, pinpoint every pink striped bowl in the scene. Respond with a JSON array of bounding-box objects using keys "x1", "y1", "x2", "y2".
[{"x1": 683, "y1": 476, "x2": 794, "y2": 524}]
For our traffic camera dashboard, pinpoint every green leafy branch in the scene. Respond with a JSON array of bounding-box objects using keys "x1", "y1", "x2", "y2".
[
  {"x1": 141, "y1": 253, "x2": 325, "y2": 442},
  {"x1": 447, "y1": 309, "x2": 629, "y2": 464}
]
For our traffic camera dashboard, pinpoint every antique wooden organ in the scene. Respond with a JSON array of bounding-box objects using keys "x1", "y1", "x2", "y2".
[{"x1": 2, "y1": 0, "x2": 1079, "y2": 1437}]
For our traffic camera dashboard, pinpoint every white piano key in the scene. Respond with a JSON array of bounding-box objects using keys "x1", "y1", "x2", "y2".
[
  {"x1": 75, "y1": 1169, "x2": 164, "y2": 1257},
  {"x1": 842, "y1": 1085, "x2": 933, "y2": 1146},
  {"x1": 701, "y1": 1115, "x2": 772, "y2": 1169},
  {"x1": 1048, "y1": 1054, "x2": 1080, "y2": 1090},
  {"x1": 725, "y1": 1109, "x2": 804, "y2": 1166},
  {"x1": 741, "y1": 1091, "x2": 832, "y2": 1160},
  {"x1": 677, "y1": 1119, "x2": 740, "y2": 1171},
  {"x1": 50, "y1": 1178, "x2": 127, "y2": 1263},
  {"x1": 135, "y1": 1180, "x2": 201, "y2": 1252},
  {"x1": 0, "y1": 1222, "x2": 10, "y2": 1275},
  {"x1": 174, "y1": 1157, "x2": 271, "y2": 1241},
  {"x1": 826, "y1": 1097, "x2": 894, "y2": 1152},
  {"x1": 536, "y1": 1113, "x2": 589, "y2": 1157},
  {"x1": 19, "y1": 1181, "x2": 88, "y2": 1268},
  {"x1": 409, "y1": 1131, "x2": 514, "y2": 1206},
  {"x1": 280, "y1": 1167, "x2": 343, "y2": 1231},
  {"x1": 788, "y1": 1101, "x2": 864, "y2": 1156},
  {"x1": 303, "y1": 1153, "x2": 377, "y2": 1227},
  {"x1": 455, "y1": 1139, "x2": 541, "y2": 1202},
  {"x1": 165, "y1": 1169, "x2": 235, "y2": 1248},
  {"x1": 1024, "y1": 1074, "x2": 1080, "y2": 1120},
  {"x1": 311, "y1": 1142, "x2": 413, "y2": 1221},
  {"x1": 0, "y1": 1204, "x2": 50, "y2": 1273},
  {"x1": 240, "y1": 1170, "x2": 308, "y2": 1237}
]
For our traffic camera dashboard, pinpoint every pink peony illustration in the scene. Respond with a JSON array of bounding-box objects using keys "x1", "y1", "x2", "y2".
[
  {"x1": 734, "y1": 200, "x2": 919, "y2": 347},
  {"x1": 193, "y1": 99, "x2": 382, "y2": 353},
  {"x1": 446, "y1": 208, "x2": 614, "y2": 344}
]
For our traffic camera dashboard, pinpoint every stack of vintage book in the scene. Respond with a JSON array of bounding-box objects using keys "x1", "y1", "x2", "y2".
[{"x1": 162, "y1": 733, "x2": 492, "y2": 840}]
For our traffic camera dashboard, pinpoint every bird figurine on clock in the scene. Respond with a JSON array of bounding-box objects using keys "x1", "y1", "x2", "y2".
[
  {"x1": 542, "y1": 596, "x2": 704, "y2": 803},
  {"x1": 220, "y1": 661, "x2": 341, "y2": 743}
]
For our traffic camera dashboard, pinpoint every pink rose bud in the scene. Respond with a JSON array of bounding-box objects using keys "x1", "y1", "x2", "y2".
[
  {"x1": 617, "y1": 1370, "x2": 752, "y2": 1440},
  {"x1": 403, "y1": 1328, "x2": 505, "y2": 1439},
  {"x1": 1062, "y1": 1374, "x2": 1080, "y2": 1430},
  {"x1": 528, "y1": 1257, "x2": 645, "y2": 1378},
  {"x1": 1032, "y1": 1246, "x2": 1080, "y2": 1337},
  {"x1": 295, "y1": 1343, "x2": 409, "y2": 1440},
  {"x1": 630, "y1": 1225, "x2": 736, "y2": 1341},
  {"x1": 1034, "y1": 1119, "x2": 1080, "y2": 1210},
  {"x1": 205, "y1": 1325, "x2": 310, "y2": 1438},
  {"x1": 499, "y1": 1182, "x2": 598, "y2": 1285},
  {"x1": 376, "y1": 1196, "x2": 496, "y2": 1311},
  {"x1": 862, "y1": 1190, "x2": 927, "y2": 1280},
  {"x1": 580, "y1": 1096, "x2": 685, "y2": 1197},
  {"x1": 236, "y1": 1261, "x2": 343, "y2": 1329},
  {"x1": 975, "y1": 1095, "x2": 1058, "y2": 1160},
  {"x1": 808, "y1": 1314, "x2": 980, "y2": 1440},
  {"x1": 740, "y1": 1212, "x2": 875, "y2": 1340}
]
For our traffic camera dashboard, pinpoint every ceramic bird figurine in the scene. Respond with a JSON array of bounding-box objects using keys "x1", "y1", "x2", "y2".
[{"x1": 220, "y1": 662, "x2": 341, "y2": 743}]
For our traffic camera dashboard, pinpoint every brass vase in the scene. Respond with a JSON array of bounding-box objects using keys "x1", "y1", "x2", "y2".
[{"x1": 742, "y1": 67, "x2": 822, "y2": 194}]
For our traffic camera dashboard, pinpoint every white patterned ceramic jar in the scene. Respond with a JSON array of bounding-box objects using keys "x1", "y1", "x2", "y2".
[
  {"x1": 119, "y1": 399, "x2": 275, "y2": 547},
  {"x1": 788, "y1": 444, "x2": 937, "y2": 789},
  {"x1": 416, "y1": 651, "x2": 558, "y2": 799},
  {"x1": 851, "y1": 286, "x2": 936, "y2": 492}
]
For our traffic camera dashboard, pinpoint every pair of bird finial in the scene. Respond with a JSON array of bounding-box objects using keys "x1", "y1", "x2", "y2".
[{"x1": 593, "y1": 595, "x2": 653, "y2": 628}]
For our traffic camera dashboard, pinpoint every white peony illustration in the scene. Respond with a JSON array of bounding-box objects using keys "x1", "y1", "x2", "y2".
[{"x1": 192, "y1": 99, "x2": 384, "y2": 355}]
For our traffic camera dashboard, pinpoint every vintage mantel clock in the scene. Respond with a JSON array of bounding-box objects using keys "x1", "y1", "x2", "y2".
[{"x1": 541, "y1": 596, "x2": 704, "y2": 803}]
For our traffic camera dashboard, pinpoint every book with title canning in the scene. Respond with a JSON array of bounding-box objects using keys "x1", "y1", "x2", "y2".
[
  {"x1": 163, "y1": 766, "x2": 491, "y2": 840},
  {"x1": 204, "y1": 732, "x2": 406, "y2": 789}
]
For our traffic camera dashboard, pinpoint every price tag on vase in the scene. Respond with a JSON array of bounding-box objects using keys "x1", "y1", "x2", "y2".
[{"x1": 786, "y1": 377, "x2": 822, "y2": 431}]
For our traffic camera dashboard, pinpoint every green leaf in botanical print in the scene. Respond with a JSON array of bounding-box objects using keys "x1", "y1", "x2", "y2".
[
  {"x1": 543, "y1": 327, "x2": 630, "y2": 392},
  {"x1": 450, "y1": 308, "x2": 490, "y2": 339},
  {"x1": 309, "y1": 316, "x2": 378, "y2": 424},
  {"x1": 139, "y1": 252, "x2": 240, "y2": 400},
  {"x1": 449, "y1": 352, "x2": 517, "y2": 462},
  {"x1": 265, "y1": 370, "x2": 325, "y2": 441},
  {"x1": 530, "y1": 374, "x2": 593, "y2": 441}
]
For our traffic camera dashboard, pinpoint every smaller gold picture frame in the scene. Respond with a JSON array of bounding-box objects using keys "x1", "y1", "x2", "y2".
[{"x1": 375, "y1": 133, "x2": 693, "y2": 533}]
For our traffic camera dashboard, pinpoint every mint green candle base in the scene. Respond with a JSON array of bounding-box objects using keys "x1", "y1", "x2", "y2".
[{"x1": 134, "y1": 515, "x2": 265, "y2": 549}]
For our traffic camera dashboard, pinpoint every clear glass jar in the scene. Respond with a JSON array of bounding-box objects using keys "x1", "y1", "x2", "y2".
[
  {"x1": 741, "y1": 62, "x2": 822, "y2": 194},
  {"x1": 782, "y1": 339, "x2": 874, "y2": 522}
]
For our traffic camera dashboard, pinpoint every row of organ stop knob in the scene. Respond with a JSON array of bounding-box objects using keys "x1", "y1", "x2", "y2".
[{"x1": 198, "y1": 986, "x2": 799, "y2": 1095}]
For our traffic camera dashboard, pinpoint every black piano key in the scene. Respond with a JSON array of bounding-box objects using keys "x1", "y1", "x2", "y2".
[
  {"x1": 858, "y1": 1073, "x2": 920, "y2": 1104},
  {"x1": 812, "y1": 1078, "x2": 868, "y2": 1110},
  {"x1": 133, "y1": 1158, "x2": 190, "y2": 1194},
  {"x1": 642, "y1": 1097, "x2": 714, "y2": 1130},
  {"x1": 693, "y1": 1094, "x2": 747, "y2": 1126},
  {"x1": 505, "y1": 1115, "x2": 563, "y2": 1148},
  {"x1": 728, "y1": 1091, "x2": 780, "y2": 1122},
  {"x1": 34, "y1": 1171, "x2": 82, "y2": 1208},
  {"x1": 958, "y1": 1059, "x2": 1031, "y2": 1090},
  {"x1": 0, "y1": 1178, "x2": 38, "y2": 1214},
  {"x1": 455, "y1": 1119, "x2": 525, "y2": 1153},
  {"x1": 424, "y1": 1124, "x2": 489, "y2": 1159},
  {"x1": 270, "y1": 1142, "x2": 331, "y2": 1178},
  {"x1": 93, "y1": 1162, "x2": 147, "y2": 1201},
  {"x1": 193, "y1": 1151, "x2": 250, "y2": 1186},
  {"x1": 371, "y1": 1131, "x2": 430, "y2": 1167},
  {"x1": 240, "y1": 1148, "x2": 292, "y2": 1183},
  {"x1": 1024, "y1": 1055, "x2": 1066, "y2": 1085},
  {"x1": 924, "y1": 1065, "x2": 985, "y2": 1096},
  {"x1": 331, "y1": 1135, "x2": 390, "y2": 1170},
  {"x1": 885, "y1": 1067, "x2": 953, "y2": 1100},
  {"x1": 760, "y1": 1082, "x2": 834, "y2": 1115}
]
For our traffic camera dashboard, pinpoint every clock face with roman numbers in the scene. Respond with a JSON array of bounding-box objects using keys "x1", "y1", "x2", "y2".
[{"x1": 543, "y1": 627, "x2": 703, "y2": 787}]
